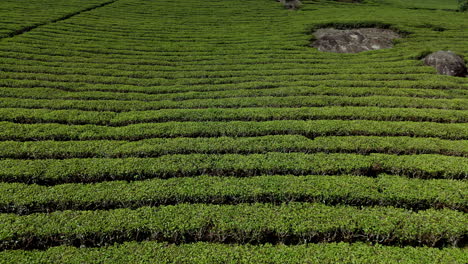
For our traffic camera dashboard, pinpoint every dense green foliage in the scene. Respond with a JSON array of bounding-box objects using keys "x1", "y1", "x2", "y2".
[
  {"x1": 0, "y1": 136, "x2": 465, "y2": 159},
  {"x1": 373, "y1": 0, "x2": 459, "y2": 10},
  {"x1": 1, "y1": 175, "x2": 465, "y2": 214},
  {"x1": 0, "y1": 0, "x2": 111, "y2": 38},
  {"x1": 0, "y1": 153, "x2": 466, "y2": 185},
  {"x1": 0, "y1": 203, "x2": 466, "y2": 250},
  {"x1": 458, "y1": 0, "x2": 468, "y2": 11},
  {"x1": 2, "y1": 242, "x2": 467, "y2": 264},
  {"x1": 1, "y1": 106, "x2": 467, "y2": 125},
  {"x1": 2, "y1": 95, "x2": 466, "y2": 111},
  {"x1": 0, "y1": 120, "x2": 467, "y2": 141},
  {"x1": 0, "y1": 0, "x2": 466, "y2": 261}
]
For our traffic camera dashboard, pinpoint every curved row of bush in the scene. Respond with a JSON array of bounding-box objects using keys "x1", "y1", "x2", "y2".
[
  {"x1": 1, "y1": 174, "x2": 465, "y2": 214},
  {"x1": 2, "y1": 241, "x2": 467, "y2": 264},
  {"x1": 0, "y1": 107, "x2": 466, "y2": 125},
  {"x1": 0, "y1": 62, "x2": 438, "y2": 79},
  {"x1": 0, "y1": 42, "x2": 437, "y2": 61},
  {"x1": 6, "y1": 241, "x2": 468, "y2": 264},
  {"x1": 0, "y1": 153, "x2": 466, "y2": 185},
  {"x1": 1, "y1": 71, "x2": 466, "y2": 88},
  {"x1": 0, "y1": 135, "x2": 465, "y2": 159},
  {"x1": 0, "y1": 48, "x2": 427, "y2": 66},
  {"x1": 1, "y1": 95, "x2": 465, "y2": 112},
  {"x1": 0, "y1": 63, "x2": 442, "y2": 80},
  {"x1": 0, "y1": 120, "x2": 466, "y2": 141},
  {"x1": 1, "y1": 203, "x2": 466, "y2": 250},
  {"x1": 2, "y1": 84, "x2": 465, "y2": 101},
  {"x1": 0, "y1": 55, "x2": 423, "y2": 70}
]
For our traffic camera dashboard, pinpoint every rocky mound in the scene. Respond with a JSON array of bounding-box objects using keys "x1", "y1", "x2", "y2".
[
  {"x1": 278, "y1": 0, "x2": 302, "y2": 10},
  {"x1": 334, "y1": 0, "x2": 362, "y2": 2},
  {"x1": 423, "y1": 51, "x2": 467, "y2": 77},
  {"x1": 312, "y1": 28, "x2": 401, "y2": 53}
]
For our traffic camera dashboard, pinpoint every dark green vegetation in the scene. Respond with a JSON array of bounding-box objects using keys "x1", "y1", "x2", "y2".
[
  {"x1": 372, "y1": 0, "x2": 459, "y2": 10},
  {"x1": 0, "y1": 0, "x2": 115, "y2": 38},
  {"x1": 0, "y1": 203, "x2": 466, "y2": 250},
  {"x1": 1, "y1": 175, "x2": 466, "y2": 214},
  {"x1": 0, "y1": 153, "x2": 467, "y2": 185},
  {"x1": 459, "y1": 0, "x2": 468, "y2": 12},
  {"x1": 0, "y1": 0, "x2": 466, "y2": 262},
  {"x1": 2, "y1": 242, "x2": 467, "y2": 264}
]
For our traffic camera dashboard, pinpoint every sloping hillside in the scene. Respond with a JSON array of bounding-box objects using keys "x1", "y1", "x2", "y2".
[{"x1": 0, "y1": 0, "x2": 467, "y2": 262}]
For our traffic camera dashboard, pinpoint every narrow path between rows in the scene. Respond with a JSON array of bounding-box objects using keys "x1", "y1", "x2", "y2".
[{"x1": 0, "y1": 0, "x2": 119, "y2": 41}]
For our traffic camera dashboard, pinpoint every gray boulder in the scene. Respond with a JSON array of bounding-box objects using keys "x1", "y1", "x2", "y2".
[
  {"x1": 334, "y1": 0, "x2": 362, "y2": 2},
  {"x1": 423, "y1": 51, "x2": 467, "y2": 77},
  {"x1": 279, "y1": 0, "x2": 302, "y2": 10},
  {"x1": 312, "y1": 28, "x2": 401, "y2": 53}
]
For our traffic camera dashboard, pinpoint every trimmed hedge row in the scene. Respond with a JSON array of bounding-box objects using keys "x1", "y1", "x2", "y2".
[
  {"x1": 0, "y1": 120, "x2": 466, "y2": 141},
  {"x1": 0, "y1": 55, "x2": 424, "y2": 70},
  {"x1": 0, "y1": 153, "x2": 466, "y2": 185},
  {"x1": 1, "y1": 67, "x2": 447, "y2": 84},
  {"x1": 1, "y1": 241, "x2": 467, "y2": 264},
  {"x1": 2, "y1": 84, "x2": 465, "y2": 101},
  {"x1": 1, "y1": 174, "x2": 465, "y2": 214},
  {"x1": 8, "y1": 71, "x2": 463, "y2": 87},
  {"x1": 0, "y1": 48, "x2": 425, "y2": 65},
  {"x1": 0, "y1": 107, "x2": 466, "y2": 125},
  {"x1": 0, "y1": 73, "x2": 464, "y2": 96},
  {"x1": 0, "y1": 136, "x2": 465, "y2": 159},
  {"x1": 0, "y1": 203, "x2": 466, "y2": 250},
  {"x1": 1, "y1": 95, "x2": 466, "y2": 112}
]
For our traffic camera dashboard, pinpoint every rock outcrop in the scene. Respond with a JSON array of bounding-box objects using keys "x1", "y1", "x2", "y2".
[
  {"x1": 312, "y1": 28, "x2": 401, "y2": 53},
  {"x1": 278, "y1": 0, "x2": 302, "y2": 10},
  {"x1": 334, "y1": 0, "x2": 362, "y2": 2},
  {"x1": 423, "y1": 51, "x2": 467, "y2": 77}
]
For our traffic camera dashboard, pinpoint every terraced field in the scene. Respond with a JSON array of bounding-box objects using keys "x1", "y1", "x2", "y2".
[{"x1": 0, "y1": 0, "x2": 467, "y2": 262}]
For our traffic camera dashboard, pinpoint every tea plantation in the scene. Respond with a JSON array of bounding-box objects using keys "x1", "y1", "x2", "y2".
[{"x1": 0, "y1": 0, "x2": 467, "y2": 263}]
